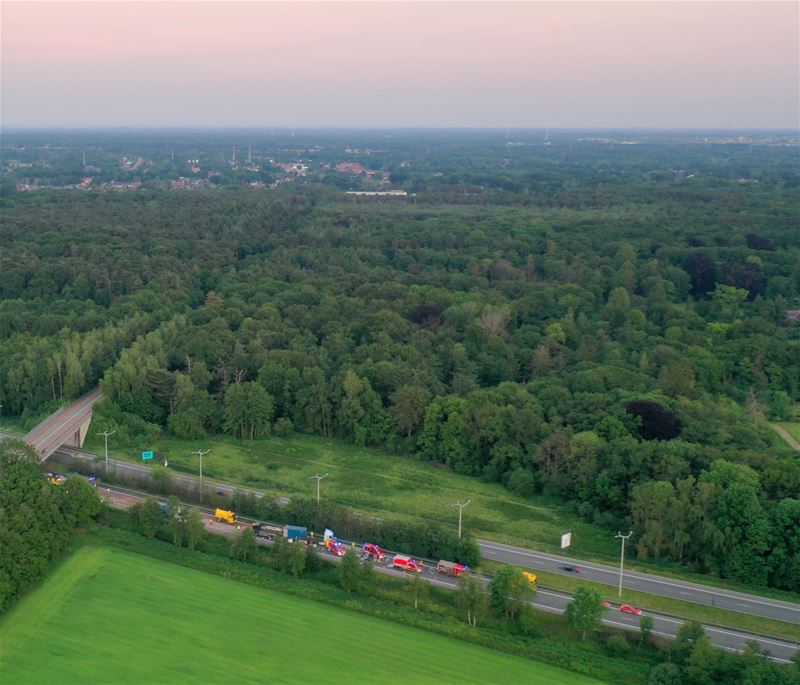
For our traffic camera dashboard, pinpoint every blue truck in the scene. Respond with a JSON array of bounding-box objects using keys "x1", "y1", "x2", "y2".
[{"x1": 283, "y1": 524, "x2": 308, "y2": 541}]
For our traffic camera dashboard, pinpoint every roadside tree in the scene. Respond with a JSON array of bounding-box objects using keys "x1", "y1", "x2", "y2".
[{"x1": 564, "y1": 585, "x2": 605, "y2": 640}]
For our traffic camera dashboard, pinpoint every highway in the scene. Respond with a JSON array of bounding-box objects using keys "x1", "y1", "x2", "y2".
[
  {"x1": 479, "y1": 540, "x2": 800, "y2": 626},
  {"x1": 98, "y1": 484, "x2": 799, "y2": 663},
  {"x1": 29, "y1": 436, "x2": 799, "y2": 626}
]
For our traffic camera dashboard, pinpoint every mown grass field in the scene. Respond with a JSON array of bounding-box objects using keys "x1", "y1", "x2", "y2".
[
  {"x1": 83, "y1": 430, "x2": 620, "y2": 559},
  {"x1": 0, "y1": 546, "x2": 607, "y2": 685}
]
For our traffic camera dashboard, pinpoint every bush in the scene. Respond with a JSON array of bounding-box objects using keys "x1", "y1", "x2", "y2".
[
  {"x1": 606, "y1": 635, "x2": 630, "y2": 657},
  {"x1": 505, "y1": 468, "x2": 535, "y2": 496},
  {"x1": 273, "y1": 417, "x2": 294, "y2": 437}
]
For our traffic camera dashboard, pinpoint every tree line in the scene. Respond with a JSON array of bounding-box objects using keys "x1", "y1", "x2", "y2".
[{"x1": 1, "y1": 141, "x2": 798, "y2": 590}]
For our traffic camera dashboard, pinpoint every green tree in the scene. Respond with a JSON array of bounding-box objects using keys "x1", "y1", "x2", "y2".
[
  {"x1": 59, "y1": 476, "x2": 102, "y2": 527},
  {"x1": 232, "y1": 527, "x2": 259, "y2": 563},
  {"x1": 456, "y1": 572, "x2": 487, "y2": 627},
  {"x1": 673, "y1": 620, "x2": 706, "y2": 665},
  {"x1": 390, "y1": 385, "x2": 431, "y2": 437},
  {"x1": 167, "y1": 495, "x2": 185, "y2": 546},
  {"x1": 489, "y1": 566, "x2": 532, "y2": 621},
  {"x1": 337, "y1": 549, "x2": 363, "y2": 592},
  {"x1": 224, "y1": 382, "x2": 275, "y2": 439},
  {"x1": 639, "y1": 615, "x2": 654, "y2": 647},
  {"x1": 405, "y1": 572, "x2": 429, "y2": 609},
  {"x1": 185, "y1": 508, "x2": 205, "y2": 551},
  {"x1": 273, "y1": 537, "x2": 307, "y2": 578},
  {"x1": 134, "y1": 496, "x2": 162, "y2": 539},
  {"x1": 647, "y1": 663, "x2": 683, "y2": 685},
  {"x1": 564, "y1": 585, "x2": 605, "y2": 640}
]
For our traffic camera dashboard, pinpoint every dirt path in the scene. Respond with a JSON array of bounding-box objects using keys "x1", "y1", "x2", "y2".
[{"x1": 769, "y1": 423, "x2": 800, "y2": 452}]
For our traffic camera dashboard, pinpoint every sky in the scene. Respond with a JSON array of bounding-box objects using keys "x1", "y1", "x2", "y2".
[{"x1": 1, "y1": 1, "x2": 798, "y2": 129}]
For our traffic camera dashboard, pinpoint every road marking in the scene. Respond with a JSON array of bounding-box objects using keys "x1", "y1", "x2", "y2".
[{"x1": 479, "y1": 541, "x2": 800, "y2": 614}]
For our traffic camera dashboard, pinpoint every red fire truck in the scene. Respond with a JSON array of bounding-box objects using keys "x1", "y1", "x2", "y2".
[
  {"x1": 435, "y1": 560, "x2": 469, "y2": 577},
  {"x1": 326, "y1": 538, "x2": 347, "y2": 556},
  {"x1": 392, "y1": 555, "x2": 423, "y2": 573},
  {"x1": 362, "y1": 543, "x2": 385, "y2": 561}
]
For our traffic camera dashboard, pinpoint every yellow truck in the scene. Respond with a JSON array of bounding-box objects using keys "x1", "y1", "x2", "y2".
[
  {"x1": 214, "y1": 508, "x2": 237, "y2": 525},
  {"x1": 522, "y1": 571, "x2": 538, "y2": 588}
]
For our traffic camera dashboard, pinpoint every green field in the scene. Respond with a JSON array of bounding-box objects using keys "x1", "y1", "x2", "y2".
[
  {"x1": 83, "y1": 430, "x2": 619, "y2": 559},
  {"x1": 0, "y1": 546, "x2": 606, "y2": 685}
]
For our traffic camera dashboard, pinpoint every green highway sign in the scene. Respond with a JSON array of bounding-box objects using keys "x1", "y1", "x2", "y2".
[{"x1": 141, "y1": 450, "x2": 154, "y2": 461}]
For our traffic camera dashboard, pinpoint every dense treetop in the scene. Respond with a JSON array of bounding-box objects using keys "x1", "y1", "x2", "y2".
[{"x1": 1, "y1": 131, "x2": 798, "y2": 589}]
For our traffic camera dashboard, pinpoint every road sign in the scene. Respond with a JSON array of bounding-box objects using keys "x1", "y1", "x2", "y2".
[
  {"x1": 141, "y1": 450, "x2": 154, "y2": 461},
  {"x1": 561, "y1": 532, "x2": 572, "y2": 549}
]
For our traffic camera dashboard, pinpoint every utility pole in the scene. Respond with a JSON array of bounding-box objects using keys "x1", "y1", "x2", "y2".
[
  {"x1": 615, "y1": 530, "x2": 633, "y2": 597},
  {"x1": 308, "y1": 473, "x2": 328, "y2": 504},
  {"x1": 192, "y1": 449, "x2": 210, "y2": 503},
  {"x1": 97, "y1": 430, "x2": 115, "y2": 476},
  {"x1": 452, "y1": 500, "x2": 470, "y2": 539}
]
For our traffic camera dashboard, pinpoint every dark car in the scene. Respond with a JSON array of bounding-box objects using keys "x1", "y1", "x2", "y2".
[{"x1": 561, "y1": 565, "x2": 581, "y2": 573}]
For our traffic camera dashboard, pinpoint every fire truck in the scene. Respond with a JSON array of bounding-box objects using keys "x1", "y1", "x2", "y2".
[
  {"x1": 362, "y1": 543, "x2": 385, "y2": 561},
  {"x1": 436, "y1": 560, "x2": 469, "y2": 577},
  {"x1": 326, "y1": 537, "x2": 347, "y2": 556},
  {"x1": 392, "y1": 555, "x2": 423, "y2": 573}
]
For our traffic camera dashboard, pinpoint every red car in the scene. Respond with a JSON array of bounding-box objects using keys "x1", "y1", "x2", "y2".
[{"x1": 620, "y1": 604, "x2": 642, "y2": 615}]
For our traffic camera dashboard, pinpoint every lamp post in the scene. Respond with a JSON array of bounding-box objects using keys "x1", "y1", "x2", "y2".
[
  {"x1": 192, "y1": 449, "x2": 210, "y2": 503},
  {"x1": 452, "y1": 500, "x2": 470, "y2": 539},
  {"x1": 615, "y1": 530, "x2": 633, "y2": 597},
  {"x1": 308, "y1": 473, "x2": 328, "y2": 504},
  {"x1": 97, "y1": 430, "x2": 115, "y2": 476}
]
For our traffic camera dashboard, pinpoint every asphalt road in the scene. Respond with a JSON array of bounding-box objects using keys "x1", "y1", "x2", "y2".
[
  {"x1": 479, "y1": 540, "x2": 800, "y2": 626},
  {"x1": 99, "y1": 484, "x2": 799, "y2": 663},
  {"x1": 21, "y1": 388, "x2": 103, "y2": 460}
]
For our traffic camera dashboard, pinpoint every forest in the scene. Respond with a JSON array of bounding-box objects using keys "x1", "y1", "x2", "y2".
[{"x1": 1, "y1": 131, "x2": 798, "y2": 591}]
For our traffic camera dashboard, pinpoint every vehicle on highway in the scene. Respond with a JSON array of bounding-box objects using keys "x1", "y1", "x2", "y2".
[
  {"x1": 326, "y1": 537, "x2": 347, "y2": 556},
  {"x1": 522, "y1": 571, "x2": 537, "y2": 587},
  {"x1": 214, "y1": 508, "x2": 237, "y2": 525},
  {"x1": 561, "y1": 565, "x2": 581, "y2": 573},
  {"x1": 620, "y1": 604, "x2": 642, "y2": 615},
  {"x1": 283, "y1": 524, "x2": 308, "y2": 542},
  {"x1": 252, "y1": 522, "x2": 278, "y2": 540},
  {"x1": 392, "y1": 555, "x2": 423, "y2": 573},
  {"x1": 362, "y1": 543, "x2": 385, "y2": 561},
  {"x1": 436, "y1": 560, "x2": 469, "y2": 577},
  {"x1": 47, "y1": 472, "x2": 66, "y2": 485},
  {"x1": 601, "y1": 601, "x2": 612, "y2": 608}
]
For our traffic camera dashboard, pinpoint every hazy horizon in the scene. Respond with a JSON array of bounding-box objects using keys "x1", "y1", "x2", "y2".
[{"x1": 2, "y1": 2, "x2": 798, "y2": 129}]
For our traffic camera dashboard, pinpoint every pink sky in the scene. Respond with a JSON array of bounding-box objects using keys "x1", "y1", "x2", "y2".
[{"x1": 2, "y1": 1, "x2": 798, "y2": 128}]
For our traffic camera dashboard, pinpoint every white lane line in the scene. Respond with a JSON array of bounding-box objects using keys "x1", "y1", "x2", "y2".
[{"x1": 479, "y1": 541, "x2": 800, "y2": 613}]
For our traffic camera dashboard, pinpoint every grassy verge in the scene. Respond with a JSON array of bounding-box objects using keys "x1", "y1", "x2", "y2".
[
  {"x1": 83, "y1": 429, "x2": 619, "y2": 558},
  {"x1": 481, "y1": 561, "x2": 800, "y2": 643},
  {"x1": 82, "y1": 428, "x2": 800, "y2": 605}
]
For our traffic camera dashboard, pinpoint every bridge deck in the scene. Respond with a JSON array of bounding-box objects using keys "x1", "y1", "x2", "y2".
[{"x1": 25, "y1": 387, "x2": 103, "y2": 460}]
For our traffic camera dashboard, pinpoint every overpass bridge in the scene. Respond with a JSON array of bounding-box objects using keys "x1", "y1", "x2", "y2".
[{"x1": 23, "y1": 387, "x2": 103, "y2": 460}]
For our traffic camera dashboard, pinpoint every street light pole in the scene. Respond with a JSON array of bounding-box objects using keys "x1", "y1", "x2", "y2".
[
  {"x1": 192, "y1": 449, "x2": 210, "y2": 503},
  {"x1": 615, "y1": 530, "x2": 633, "y2": 597},
  {"x1": 97, "y1": 430, "x2": 115, "y2": 476},
  {"x1": 452, "y1": 500, "x2": 470, "y2": 539},
  {"x1": 308, "y1": 473, "x2": 328, "y2": 504}
]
